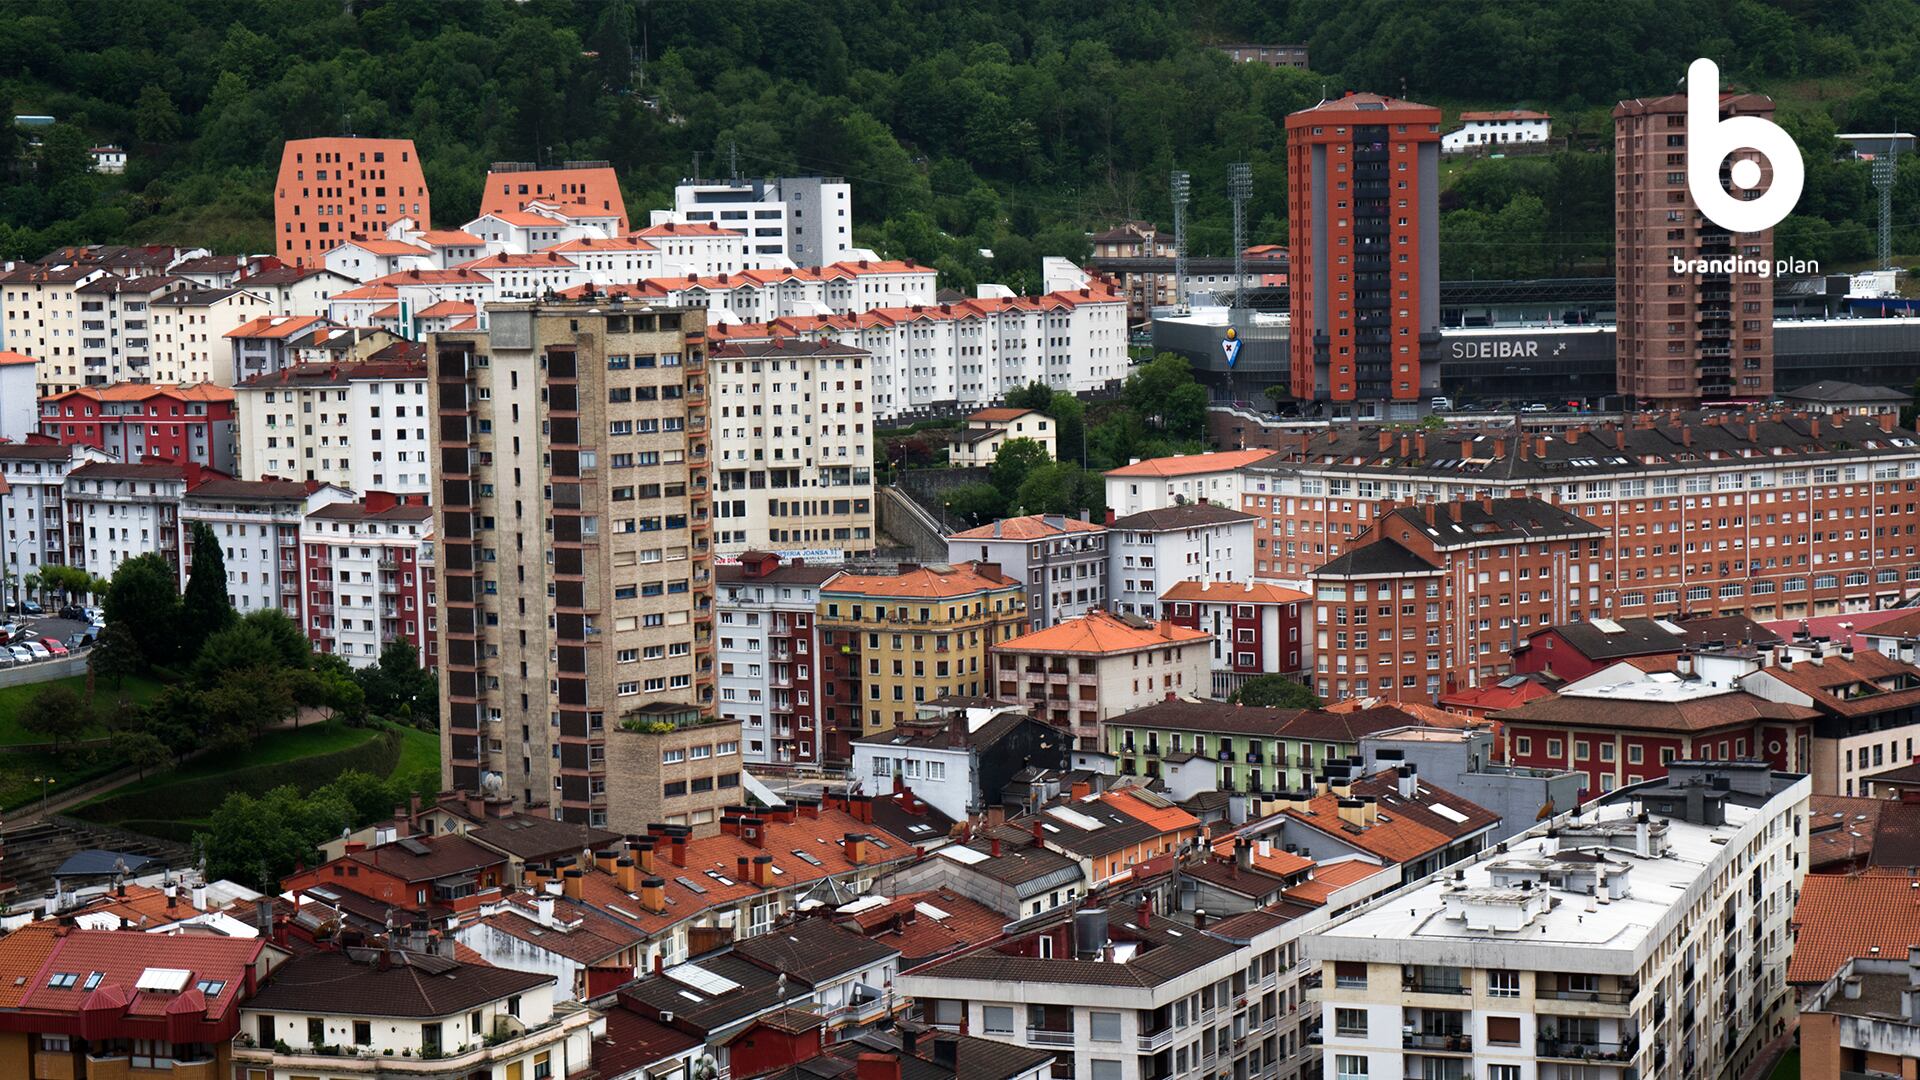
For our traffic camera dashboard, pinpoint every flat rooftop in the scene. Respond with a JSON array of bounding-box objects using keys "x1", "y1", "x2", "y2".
[
  {"x1": 1311, "y1": 782, "x2": 1797, "y2": 973},
  {"x1": 1563, "y1": 674, "x2": 1733, "y2": 703}
]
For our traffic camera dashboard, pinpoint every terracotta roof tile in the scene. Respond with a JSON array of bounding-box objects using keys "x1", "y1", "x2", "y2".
[
  {"x1": 1105, "y1": 450, "x2": 1276, "y2": 478},
  {"x1": 998, "y1": 611, "x2": 1208, "y2": 656},
  {"x1": 821, "y1": 560, "x2": 1020, "y2": 600},
  {"x1": 1788, "y1": 871, "x2": 1920, "y2": 984},
  {"x1": 1160, "y1": 580, "x2": 1308, "y2": 605},
  {"x1": 947, "y1": 514, "x2": 1105, "y2": 541}
]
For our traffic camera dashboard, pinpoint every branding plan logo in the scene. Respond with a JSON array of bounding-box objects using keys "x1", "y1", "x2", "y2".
[
  {"x1": 1686, "y1": 58, "x2": 1804, "y2": 233},
  {"x1": 1220, "y1": 325, "x2": 1242, "y2": 368}
]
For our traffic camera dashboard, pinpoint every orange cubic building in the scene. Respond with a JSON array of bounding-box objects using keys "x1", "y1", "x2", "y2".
[
  {"x1": 275, "y1": 137, "x2": 431, "y2": 268},
  {"x1": 480, "y1": 161, "x2": 629, "y2": 232},
  {"x1": 1284, "y1": 92, "x2": 1442, "y2": 419}
]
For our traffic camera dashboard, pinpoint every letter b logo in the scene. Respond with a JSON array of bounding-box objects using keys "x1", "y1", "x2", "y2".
[{"x1": 1687, "y1": 58, "x2": 1803, "y2": 233}]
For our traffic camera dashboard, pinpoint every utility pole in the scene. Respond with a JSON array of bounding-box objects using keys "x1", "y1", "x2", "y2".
[
  {"x1": 1228, "y1": 162, "x2": 1253, "y2": 309},
  {"x1": 1170, "y1": 170, "x2": 1191, "y2": 309}
]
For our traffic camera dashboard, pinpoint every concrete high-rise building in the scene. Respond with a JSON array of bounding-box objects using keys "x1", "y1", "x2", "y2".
[
  {"x1": 663, "y1": 176, "x2": 854, "y2": 267},
  {"x1": 275, "y1": 138, "x2": 432, "y2": 269},
  {"x1": 431, "y1": 301, "x2": 716, "y2": 826},
  {"x1": 1285, "y1": 93, "x2": 1442, "y2": 419},
  {"x1": 1614, "y1": 89, "x2": 1777, "y2": 406}
]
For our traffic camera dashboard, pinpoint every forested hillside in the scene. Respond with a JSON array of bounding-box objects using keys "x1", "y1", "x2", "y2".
[{"x1": 4, "y1": 0, "x2": 1920, "y2": 282}]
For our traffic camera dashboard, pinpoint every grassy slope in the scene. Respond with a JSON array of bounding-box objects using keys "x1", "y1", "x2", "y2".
[
  {"x1": 91, "y1": 720, "x2": 379, "y2": 804},
  {"x1": 0, "y1": 673, "x2": 164, "y2": 745},
  {"x1": 389, "y1": 724, "x2": 440, "y2": 780}
]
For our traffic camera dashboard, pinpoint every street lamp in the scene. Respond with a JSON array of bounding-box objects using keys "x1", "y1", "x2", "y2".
[{"x1": 31, "y1": 775, "x2": 54, "y2": 814}]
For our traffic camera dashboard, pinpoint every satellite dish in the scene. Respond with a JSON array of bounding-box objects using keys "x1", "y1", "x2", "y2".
[{"x1": 481, "y1": 772, "x2": 505, "y2": 796}]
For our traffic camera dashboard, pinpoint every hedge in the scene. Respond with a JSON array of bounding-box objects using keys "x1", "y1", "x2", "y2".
[{"x1": 76, "y1": 727, "x2": 399, "y2": 827}]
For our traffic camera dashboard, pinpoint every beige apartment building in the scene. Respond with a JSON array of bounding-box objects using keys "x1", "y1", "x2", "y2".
[
  {"x1": 431, "y1": 300, "x2": 716, "y2": 827},
  {"x1": 233, "y1": 355, "x2": 432, "y2": 494},
  {"x1": 1614, "y1": 89, "x2": 1777, "y2": 406},
  {"x1": 149, "y1": 286, "x2": 270, "y2": 386},
  {"x1": 603, "y1": 703, "x2": 745, "y2": 836},
  {"x1": 710, "y1": 339, "x2": 875, "y2": 557},
  {"x1": 2, "y1": 264, "x2": 107, "y2": 395}
]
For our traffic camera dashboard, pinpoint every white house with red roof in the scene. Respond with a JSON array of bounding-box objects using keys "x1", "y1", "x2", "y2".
[
  {"x1": 1442, "y1": 108, "x2": 1552, "y2": 153},
  {"x1": 321, "y1": 237, "x2": 433, "y2": 282},
  {"x1": 453, "y1": 250, "x2": 587, "y2": 299},
  {"x1": 635, "y1": 221, "x2": 758, "y2": 276},
  {"x1": 1102, "y1": 448, "x2": 1278, "y2": 516},
  {"x1": 544, "y1": 234, "x2": 660, "y2": 279}
]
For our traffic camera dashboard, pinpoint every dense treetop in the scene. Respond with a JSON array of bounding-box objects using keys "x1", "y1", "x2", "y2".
[{"x1": 2, "y1": 0, "x2": 1917, "y2": 280}]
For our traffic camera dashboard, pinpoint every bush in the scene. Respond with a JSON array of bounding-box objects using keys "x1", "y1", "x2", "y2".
[{"x1": 74, "y1": 727, "x2": 399, "y2": 825}]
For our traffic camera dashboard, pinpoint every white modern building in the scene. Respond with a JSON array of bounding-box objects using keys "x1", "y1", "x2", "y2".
[
  {"x1": 0, "y1": 348, "x2": 39, "y2": 441},
  {"x1": 233, "y1": 353, "x2": 433, "y2": 495},
  {"x1": 1107, "y1": 503, "x2": 1257, "y2": 617},
  {"x1": 711, "y1": 340, "x2": 875, "y2": 556},
  {"x1": 663, "y1": 175, "x2": 855, "y2": 267},
  {"x1": 1309, "y1": 762, "x2": 1808, "y2": 1080},
  {"x1": 589, "y1": 260, "x2": 938, "y2": 327},
  {"x1": 322, "y1": 238, "x2": 434, "y2": 283}
]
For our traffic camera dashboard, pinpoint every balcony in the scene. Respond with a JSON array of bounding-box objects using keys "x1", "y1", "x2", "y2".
[
  {"x1": 1403, "y1": 979, "x2": 1468, "y2": 996},
  {"x1": 232, "y1": 1008, "x2": 596, "y2": 1075},
  {"x1": 1026, "y1": 1028, "x2": 1075, "y2": 1047},
  {"x1": 1536, "y1": 1037, "x2": 1636, "y2": 1062},
  {"x1": 1402, "y1": 1033, "x2": 1472, "y2": 1054},
  {"x1": 1138, "y1": 1027, "x2": 1175, "y2": 1052}
]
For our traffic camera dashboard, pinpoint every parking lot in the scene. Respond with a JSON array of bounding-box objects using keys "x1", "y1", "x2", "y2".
[{"x1": 0, "y1": 615, "x2": 97, "y2": 667}]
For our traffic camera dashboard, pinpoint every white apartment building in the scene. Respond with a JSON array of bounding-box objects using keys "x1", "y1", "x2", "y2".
[
  {"x1": 948, "y1": 514, "x2": 1109, "y2": 630},
  {"x1": 547, "y1": 235, "x2": 661, "y2": 280},
  {"x1": 64, "y1": 460, "x2": 193, "y2": 582},
  {"x1": 665, "y1": 175, "x2": 855, "y2": 267},
  {"x1": 2, "y1": 263, "x2": 109, "y2": 395},
  {"x1": 1309, "y1": 762, "x2": 1809, "y2": 1080},
  {"x1": 1105, "y1": 450, "x2": 1279, "y2": 517},
  {"x1": 301, "y1": 493, "x2": 434, "y2": 667},
  {"x1": 232, "y1": 354, "x2": 432, "y2": 495},
  {"x1": 0, "y1": 442, "x2": 105, "y2": 588},
  {"x1": 0, "y1": 349, "x2": 39, "y2": 442},
  {"x1": 149, "y1": 285, "x2": 270, "y2": 386},
  {"x1": 73, "y1": 274, "x2": 181, "y2": 387},
  {"x1": 594, "y1": 259, "x2": 938, "y2": 326},
  {"x1": 235, "y1": 950, "x2": 597, "y2": 1080},
  {"x1": 456, "y1": 251, "x2": 590, "y2": 299},
  {"x1": 634, "y1": 222, "x2": 758, "y2": 276},
  {"x1": 711, "y1": 340, "x2": 875, "y2": 556},
  {"x1": 463, "y1": 207, "x2": 611, "y2": 253},
  {"x1": 991, "y1": 610, "x2": 1212, "y2": 748},
  {"x1": 181, "y1": 479, "x2": 353, "y2": 616},
  {"x1": 1107, "y1": 504, "x2": 1257, "y2": 617},
  {"x1": 1442, "y1": 110, "x2": 1553, "y2": 153},
  {"x1": 322, "y1": 238, "x2": 434, "y2": 282},
  {"x1": 399, "y1": 227, "x2": 491, "y2": 268},
  {"x1": 902, "y1": 901, "x2": 1324, "y2": 1080},
  {"x1": 713, "y1": 286, "x2": 1127, "y2": 420}
]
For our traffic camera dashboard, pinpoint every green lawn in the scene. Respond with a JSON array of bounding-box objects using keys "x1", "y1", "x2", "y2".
[
  {"x1": 0, "y1": 673, "x2": 164, "y2": 745},
  {"x1": 389, "y1": 724, "x2": 440, "y2": 780},
  {"x1": 94, "y1": 720, "x2": 380, "y2": 803}
]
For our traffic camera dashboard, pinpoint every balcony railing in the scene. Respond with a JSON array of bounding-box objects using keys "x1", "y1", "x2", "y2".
[
  {"x1": 1138, "y1": 1027, "x2": 1175, "y2": 1052},
  {"x1": 1027, "y1": 1029, "x2": 1075, "y2": 1047},
  {"x1": 1402, "y1": 1033, "x2": 1472, "y2": 1053},
  {"x1": 1404, "y1": 980, "x2": 1468, "y2": 995},
  {"x1": 1542, "y1": 988, "x2": 1636, "y2": 1005},
  {"x1": 1536, "y1": 1038, "x2": 1635, "y2": 1061}
]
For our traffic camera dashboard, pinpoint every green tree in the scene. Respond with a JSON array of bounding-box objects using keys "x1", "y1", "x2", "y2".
[
  {"x1": 242, "y1": 607, "x2": 310, "y2": 669},
  {"x1": 20, "y1": 684, "x2": 94, "y2": 751},
  {"x1": 356, "y1": 641, "x2": 434, "y2": 725},
  {"x1": 114, "y1": 729, "x2": 171, "y2": 780},
  {"x1": 989, "y1": 437, "x2": 1051, "y2": 503},
  {"x1": 181, "y1": 522, "x2": 236, "y2": 659},
  {"x1": 192, "y1": 622, "x2": 278, "y2": 686},
  {"x1": 943, "y1": 482, "x2": 1005, "y2": 527},
  {"x1": 103, "y1": 554, "x2": 181, "y2": 670},
  {"x1": 1230, "y1": 675, "x2": 1322, "y2": 710},
  {"x1": 133, "y1": 85, "x2": 182, "y2": 144},
  {"x1": 87, "y1": 621, "x2": 141, "y2": 690},
  {"x1": 1122, "y1": 353, "x2": 1208, "y2": 441}
]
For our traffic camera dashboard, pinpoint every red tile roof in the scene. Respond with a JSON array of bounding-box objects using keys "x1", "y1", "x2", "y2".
[
  {"x1": 1788, "y1": 871, "x2": 1920, "y2": 984},
  {"x1": 998, "y1": 611, "x2": 1208, "y2": 656},
  {"x1": 821, "y1": 560, "x2": 1020, "y2": 600},
  {"x1": 1104, "y1": 449, "x2": 1276, "y2": 478},
  {"x1": 1160, "y1": 580, "x2": 1308, "y2": 605},
  {"x1": 0, "y1": 351, "x2": 38, "y2": 366},
  {"x1": 833, "y1": 887, "x2": 1008, "y2": 965},
  {"x1": 948, "y1": 514, "x2": 1105, "y2": 541},
  {"x1": 226, "y1": 314, "x2": 328, "y2": 340},
  {"x1": 1460, "y1": 110, "x2": 1551, "y2": 121},
  {"x1": 969, "y1": 407, "x2": 1040, "y2": 423},
  {"x1": 20, "y1": 929, "x2": 263, "y2": 1022}
]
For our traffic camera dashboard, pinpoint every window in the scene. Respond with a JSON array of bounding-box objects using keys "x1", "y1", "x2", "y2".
[
  {"x1": 1486, "y1": 1016, "x2": 1521, "y2": 1046},
  {"x1": 1335, "y1": 961, "x2": 1367, "y2": 989},
  {"x1": 1629, "y1": 745, "x2": 1645, "y2": 765},
  {"x1": 1488, "y1": 969, "x2": 1520, "y2": 997},
  {"x1": 1490, "y1": 1066, "x2": 1522, "y2": 1080},
  {"x1": 1091, "y1": 1063, "x2": 1123, "y2": 1080},
  {"x1": 983, "y1": 1006, "x2": 1013, "y2": 1035},
  {"x1": 46, "y1": 972, "x2": 77, "y2": 989},
  {"x1": 1090, "y1": 1011, "x2": 1122, "y2": 1042},
  {"x1": 353, "y1": 1020, "x2": 371, "y2": 1045},
  {"x1": 1335, "y1": 1007, "x2": 1368, "y2": 1037},
  {"x1": 1335, "y1": 1054, "x2": 1370, "y2": 1080},
  {"x1": 308, "y1": 1017, "x2": 325, "y2": 1046}
]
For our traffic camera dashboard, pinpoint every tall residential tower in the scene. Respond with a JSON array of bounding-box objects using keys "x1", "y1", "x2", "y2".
[
  {"x1": 1614, "y1": 89, "x2": 1778, "y2": 406},
  {"x1": 431, "y1": 300, "x2": 716, "y2": 826},
  {"x1": 1285, "y1": 93, "x2": 1442, "y2": 419}
]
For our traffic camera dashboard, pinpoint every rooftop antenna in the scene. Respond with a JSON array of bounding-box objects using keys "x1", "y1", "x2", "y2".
[
  {"x1": 1228, "y1": 162, "x2": 1253, "y2": 309},
  {"x1": 1170, "y1": 170, "x2": 1190, "y2": 309},
  {"x1": 1872, "y1": 124, "x2": 1900, "y2": 271}
]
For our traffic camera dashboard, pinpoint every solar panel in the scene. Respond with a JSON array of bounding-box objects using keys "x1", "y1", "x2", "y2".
[
  {"x1": 674, "y1": 875, "x2": 708, "y2": 895},
  {"x1": 396, "y1": 837, "x2": 431, "y2": 856}
]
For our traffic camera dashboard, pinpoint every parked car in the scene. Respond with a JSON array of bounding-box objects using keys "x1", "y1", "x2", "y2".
[
  {"x1": 63, "y1": 633, "x2": 93, "y2": 651},
  {"x1": 1522, "y1": 402, "x2": 1549, "y2": 413},
  {"x1": 39, "y1": 638, "x2": 67, "y2": 658},
  {"x1": 17, "y1": 599, "x2": 43, "y2": 616},
  {"x1": 57, "y1": 605, "x2": 86, "y2": 621},
  {"x1": 23, "y1": 641, "x2": 50, "y2": 660},
  {"x1": 8, "y1": 645, "x2": 33, "y2": 664}
]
